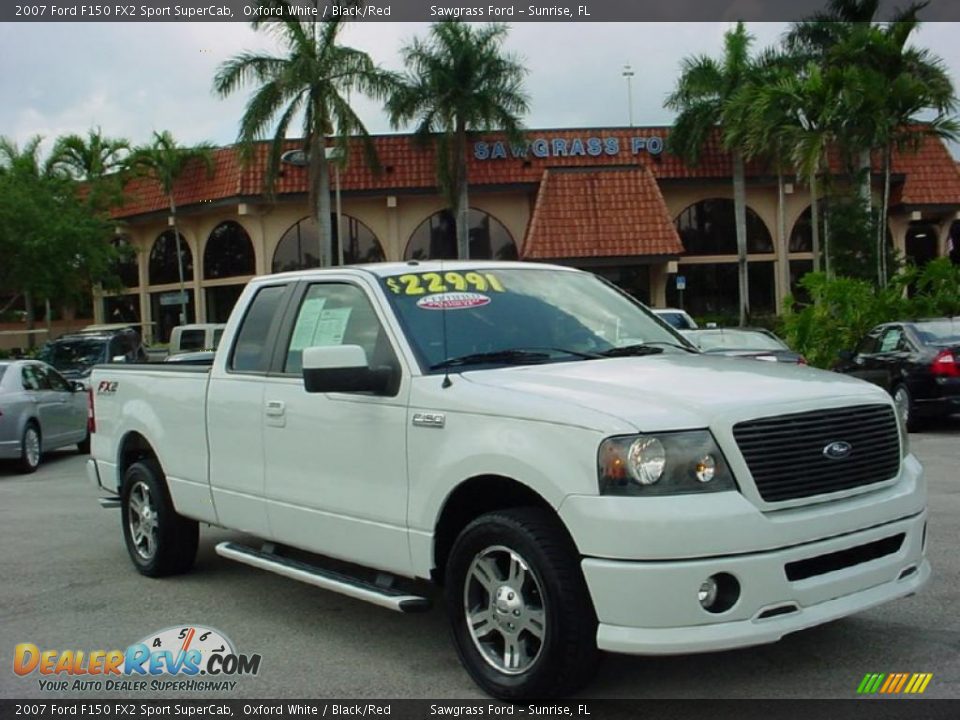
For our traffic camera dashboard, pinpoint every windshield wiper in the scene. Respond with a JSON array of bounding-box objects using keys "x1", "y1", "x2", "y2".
[
  {"x1": 600, "y1": 341, "x2": 697, "y2": 357},
  {"x1": 430, "y1": 349, "x2": 553, "y2": 371}
]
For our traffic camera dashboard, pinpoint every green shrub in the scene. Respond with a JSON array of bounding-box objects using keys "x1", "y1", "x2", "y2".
[{"x1": 781, "y1": 259, "x2": 960, "y2": 368}]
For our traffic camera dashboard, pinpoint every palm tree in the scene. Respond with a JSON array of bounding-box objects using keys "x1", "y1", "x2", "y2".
[
  {"x1": 726, "y1": 50, "x2": 821, "y2": 296},
  {"x1": 788, "y1": 1, "x2": 957, "y2": 285},
  {"x1": 387, "y1": 21, "x2": 529, "y2": 259},
  {"x1": 127, "y1": 131, "x2": 214, "y2": 326},
  {"x1": 49, "y1": 127, "x2": 130, "y2": 212},
  {"x1": 214, "y1": 6, "x2": 396, "y2": 267},
  {"x1": 843, "y1": 23, "x2": 957, "y2": 285},
  {"x1": 665, "y1": 21, "x2": 758, "y2": 326},
  {"x1": 50, "y1": 127, "x2": 129, "y2": 181}
]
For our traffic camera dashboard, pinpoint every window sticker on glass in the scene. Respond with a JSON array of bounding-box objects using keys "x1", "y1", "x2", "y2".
[
  {"x1": 384, "y1": 271, "x2": 506, "y2": 296},
  {"x1": 289, "y1": 297, "x2": 327, "y2": 352},
  {"x1": 311, "y1": 307, "x2": 352, "y2": 346},
  {"x1": 416, "y1": 293, "x2": 491, "y2": 310}
]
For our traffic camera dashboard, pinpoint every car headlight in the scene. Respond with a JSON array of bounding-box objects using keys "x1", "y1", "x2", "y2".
[{"x1": 598, "y1": 430, "x2": 737, "y2": 496}]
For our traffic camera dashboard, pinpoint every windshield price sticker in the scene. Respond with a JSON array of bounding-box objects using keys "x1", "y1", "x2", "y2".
[{"x1": 385, "y1": 271, "x2": 506, "y2": 296}]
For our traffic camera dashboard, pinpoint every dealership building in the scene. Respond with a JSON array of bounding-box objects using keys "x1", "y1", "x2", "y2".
[{"x1": 100, "y1": 126, "x2": 960, "y2": 343}]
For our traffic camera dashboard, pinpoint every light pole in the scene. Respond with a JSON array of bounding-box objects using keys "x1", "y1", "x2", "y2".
[
  {"x1": 622, "y1": 64, "x2": 635, "y2": 128},
  {"x1": 281, "y1": 147, "x2": 344, "y2": 267},
  {"x1": 325, "y1": 146, "x2": 344, "y2": 266}
]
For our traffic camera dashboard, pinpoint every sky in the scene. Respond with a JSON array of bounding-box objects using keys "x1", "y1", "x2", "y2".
[{"x1": 1, "y1": 21, "x2": 959, "y2": 158}]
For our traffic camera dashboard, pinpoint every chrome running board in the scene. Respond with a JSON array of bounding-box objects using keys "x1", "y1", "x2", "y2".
[{"x1": 214, "y1": 541, "x2": 430, "y2": 613}]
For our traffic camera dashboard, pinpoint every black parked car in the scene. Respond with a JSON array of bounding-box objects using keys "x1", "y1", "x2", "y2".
[
  {"x1": 835, "y1": 318, "x2": 960, "y2": 430},
  {"x1": 37, "y1": 326, "x2": 148, "y2": 386}
]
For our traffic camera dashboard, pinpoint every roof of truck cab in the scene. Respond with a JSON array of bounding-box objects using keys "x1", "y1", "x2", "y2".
[{"x1": 256, "y1": 260, "x2": 578, "y2": 282}]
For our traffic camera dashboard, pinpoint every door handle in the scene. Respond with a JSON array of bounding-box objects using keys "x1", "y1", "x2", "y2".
[{"x1": 265, "y1": 400, "x2": 285, "y2": 417}]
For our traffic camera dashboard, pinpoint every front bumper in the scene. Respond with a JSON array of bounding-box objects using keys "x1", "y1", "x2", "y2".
[{"x1": 584, "y1": 510, "x2": 928, "y2": 655}]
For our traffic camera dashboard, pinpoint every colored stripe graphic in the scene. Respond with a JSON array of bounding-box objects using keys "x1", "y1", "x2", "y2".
[{"x1": 857, "y1": 672, "x2": 933, "y2": 694}]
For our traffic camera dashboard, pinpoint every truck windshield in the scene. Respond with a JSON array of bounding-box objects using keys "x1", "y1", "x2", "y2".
[
  {"x1": 37, "y1": 338, "x2": 107, "y2": 373},
  {"x1": 380, "y1": 267, "x2": 691, "y2": 372}
]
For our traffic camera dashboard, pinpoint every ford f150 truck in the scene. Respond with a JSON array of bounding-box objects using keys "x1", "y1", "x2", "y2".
[{"x1": 88, "y1": 261, "x2": 928, "y2": 698}]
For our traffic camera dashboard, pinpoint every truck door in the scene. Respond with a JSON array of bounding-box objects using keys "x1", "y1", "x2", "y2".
[
  {"x1": 261, "y1": 279, "x2": 412, "y2": 575},
  {"x1": 207, "y1": 283, "x2": 292, "y2": 536}
]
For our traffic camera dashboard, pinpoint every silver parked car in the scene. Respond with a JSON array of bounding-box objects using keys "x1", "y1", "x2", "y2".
[{"x1": 0, "y1": 360, "x2": 90, "y2": 473}]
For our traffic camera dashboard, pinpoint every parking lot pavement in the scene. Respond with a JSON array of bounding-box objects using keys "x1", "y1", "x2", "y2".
[{"x1": 1, "y1": 419, "x2": 958, "y2": 700}]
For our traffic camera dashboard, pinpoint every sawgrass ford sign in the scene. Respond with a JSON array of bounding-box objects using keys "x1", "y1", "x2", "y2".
[{"x1": 474, "y1": 134, "x2": 664, "y2": 161}]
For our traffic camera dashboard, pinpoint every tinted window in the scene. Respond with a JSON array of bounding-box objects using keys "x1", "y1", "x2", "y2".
[
  {"x1": 284, "y1": 283, "x2": 397, "y2": 375},
  {"x1": 856, "y1": 330, "x2": 882, "y2": 355},
  {"x1": 39, "y1": 338, "x2": 107, "y2": 373},
  {"x1": 179, "y1": 330, "x2": 205, "y2": 352},
  {"x1": 38, "y1": 366, "x2": 70, "y2": 392},
  {"x1": 230, "y1": 286, "x2": 287, "y2": 372},
  {"x1": 22, "y1": 365, "x2": 50, "y2": 390}
]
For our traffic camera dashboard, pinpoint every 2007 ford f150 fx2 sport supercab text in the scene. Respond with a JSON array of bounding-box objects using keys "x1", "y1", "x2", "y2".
[{"x1": 87, "y1": 262, "x2": 928, "y2": 698}]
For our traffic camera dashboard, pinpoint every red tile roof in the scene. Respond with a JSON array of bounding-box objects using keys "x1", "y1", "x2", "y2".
[
  {"x1": 893, "y1": 136, "x2": 960, "y2": 206},
  {"x1": 110, "y1": 127, "x2": 960, "y2": 219},
  {"x1": 522, "y1": 167, "x2": 685, "y2": 260}
]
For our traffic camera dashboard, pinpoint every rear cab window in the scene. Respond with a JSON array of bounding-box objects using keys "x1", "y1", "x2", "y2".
[
  {"x1": 229, "y1": 285, "x2": 289, "y2": 373},
  {"x1": 178, "y1": 329, "x2": 206, "y2": 352}
]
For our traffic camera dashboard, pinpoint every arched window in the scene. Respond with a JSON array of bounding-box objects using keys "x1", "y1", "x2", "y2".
[
  {"x1": 272, "y1": 215, "x2": 385, "y2": 273},
  {"x1": 404, "y1": 209, "x2": 518, "y2": 261},
  {"x1": 905, "y1": 222, "x2": 940, "y2": 268},
  {"x1": 674, "y1": 199, "x2": 773, "y2": 255},
  {"x1": 148, "y1": 230, "x2": 193, "y2": 285},
  {"x1": 204, "y1": 221, "x2": 255, "y2": 279},
  {"x1": 112, "y1": 235, "x2": 139, "y2": 288},
  {"x1": 788, "y1": 203, "x2": 828, "y2": 253}
]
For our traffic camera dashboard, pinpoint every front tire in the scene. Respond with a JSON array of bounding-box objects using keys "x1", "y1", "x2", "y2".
[
  {"x1": 121, "y1": 459, "x2": 198, "y2": 577},
  {"x1": 445, "y1": 508, "x2": 599, "y2": 699},
  {"x1": 18, "y1": 423, "x2": 41, "y2": 474}
]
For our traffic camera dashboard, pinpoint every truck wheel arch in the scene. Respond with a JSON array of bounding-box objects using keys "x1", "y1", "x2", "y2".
[
  {"x1": 116, "y1": 432, "x2": 159, "y2": 492},
  {"x1": 432, "y1": 475, "x2": 575, "y2": 586}
]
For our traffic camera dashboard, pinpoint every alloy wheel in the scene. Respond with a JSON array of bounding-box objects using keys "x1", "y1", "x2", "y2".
[
  {"x1": 127, "y1": 481, "x2": 159, "y2": 561},
  {"x1": 463, "y1": 545, "x2": 547, "y2": 675}
]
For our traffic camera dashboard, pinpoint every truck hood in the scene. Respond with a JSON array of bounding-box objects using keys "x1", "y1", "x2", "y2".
[{"x1": 461, "y1": 354, "x2": 891, "y2": 431}]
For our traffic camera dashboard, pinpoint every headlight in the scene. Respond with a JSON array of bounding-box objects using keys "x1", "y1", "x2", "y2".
[{"x1": 598, "y1": 430, "x2": 737, "y2": 496}]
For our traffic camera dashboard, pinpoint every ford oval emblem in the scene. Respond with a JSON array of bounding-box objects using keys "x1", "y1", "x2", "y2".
[{"x1": 823, "y1": 441, "x2": 853, "y2": 460}]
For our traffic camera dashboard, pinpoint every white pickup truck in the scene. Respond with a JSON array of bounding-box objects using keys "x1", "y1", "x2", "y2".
[{"x1": 88, "y1": 261, "x2": 928, "y2": 698}]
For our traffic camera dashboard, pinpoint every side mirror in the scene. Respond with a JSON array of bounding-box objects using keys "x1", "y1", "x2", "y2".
[
  {"x1": 302, "y1": 345, "x2": 392, "y2": 395},
  {"x1": 70, "y1": 381, "x2": 84, "y2": 393},
  {"x1": 836, "y1": 349, "x2": 855, "y2": 362}
]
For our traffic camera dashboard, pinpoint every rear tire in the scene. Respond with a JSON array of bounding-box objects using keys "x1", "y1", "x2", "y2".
[
  {"x1": 121, "y1": 459, "x2": 198, "y2": 577},
  {"x1": 445, "y1": 508, "x2": 599, "y2": 699},
  {"x1": 893, "y1": 384, "x2": 922, "y2": 432},
  {"x1": 77, "y1": 434, "x2": 91, "y2": 455},
  {"x1": 18, "y1": 423, "x2": 41, "y2": 474}
]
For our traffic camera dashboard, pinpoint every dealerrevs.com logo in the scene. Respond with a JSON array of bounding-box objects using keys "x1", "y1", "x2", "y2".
[{"x1": 13, "y1": 625, "x2": 262, "y2": 693}]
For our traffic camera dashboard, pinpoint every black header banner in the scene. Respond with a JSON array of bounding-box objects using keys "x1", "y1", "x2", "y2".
[
  {"x1": 4, "y1": 0, "x2": 960, "y2": 22},
  {"x1": 2, "y1": 700, "x2": 960, "y2": 720}
]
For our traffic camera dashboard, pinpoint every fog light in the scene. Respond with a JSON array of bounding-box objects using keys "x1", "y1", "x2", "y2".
[
  {"x1": 695, "y1": 454, "x2": 716, "y2": 483},
  {"x1": 698, "y1": 578, "x2": 718, "y2": 607},
  {"x1": 697, "y1": 573, "x2": 740, "y2": 613}
]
